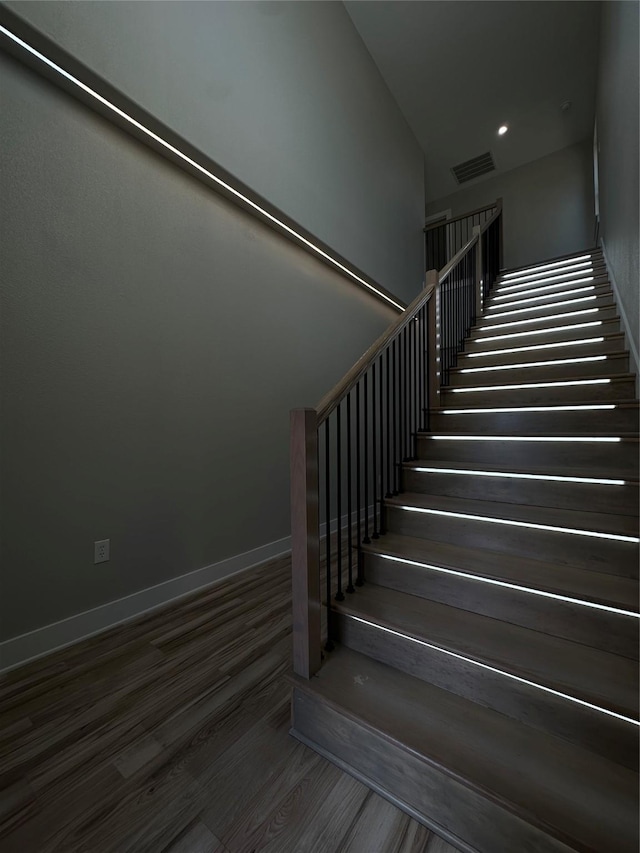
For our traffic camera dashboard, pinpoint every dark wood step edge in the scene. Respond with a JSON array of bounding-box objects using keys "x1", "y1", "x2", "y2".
[
  {"x1": 291, "y1": 674, "x2": 607, "y2": 853},
  {"x1": 332, "y1": 603, "x2": 639, "y2": 720}
]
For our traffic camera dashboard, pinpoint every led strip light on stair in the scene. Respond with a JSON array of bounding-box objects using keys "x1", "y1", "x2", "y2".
[
  {"x1": 485, "y1": 295, "x2": 599, "y2": 320},
  {"x1": 451, "y1": 378, "x2": 612, "y2": 393},
  {"x1": 394, "y1": 503, "x2": 639, "y2": 543},
  {"x1": 496, "y1": 267, "x2": 595, "y2": 290},
  {"x1": 441, "y1": 404, "x2": 617, "y2": 414},
  {"x1": 477, "y1": 321, "x2": 603, "y2": 344},
  {"x1": 487, "y1": 285, "x2": 597, "y2": 310},
  {"x1": 0, "y1": 25, "x2": 405, "y2": 313},
  {"x1": 501, "y1": 255, "x2": 593, "y2": 279},
  {"x1": 427, "y1": 435, "x2": 621, "y2": 442},
  {"x1": 460, "y1": 355, "x2": 608, "y2": 374},
  {"x1": 463, "y1": 337, "x2": 605, "y2": 359},
  {"x1": 478, "y1": 308, "x2": 601, "y2": 332},
  {"x1": 494, "y1": 275, "x2": 596, "y2": 297},
  {"x1": 378, "y1": 554, "x2": 638, "y2": 616},
  {"x1": 347, "y1": 615, "x2": 639, "y2": 725},
  {"x1": 410, "y1": 465, "x2": 626, "y2": 486}
]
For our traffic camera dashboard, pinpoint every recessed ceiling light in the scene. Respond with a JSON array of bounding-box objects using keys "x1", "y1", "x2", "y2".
[{"x1": 498, "y1": 125, "x2": 509, "y2": 135}]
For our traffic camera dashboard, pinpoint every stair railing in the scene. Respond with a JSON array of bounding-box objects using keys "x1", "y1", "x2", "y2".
[
  {"x1": 425, "y1": 198, "x2": 503, "y2": 272},
  {"x1": 291, "y1": 203, "x2": 502, "y2": 678}
]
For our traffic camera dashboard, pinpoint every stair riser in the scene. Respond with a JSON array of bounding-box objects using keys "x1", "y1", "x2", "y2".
[
  {"x1": 415, "y1": 436, "x2": 638, "y2": 478},
  {"x1": 493, "y1": 265, "x2": 607, "y2": 295},
  {"x1": 476, "y1": 295, "x2": 614, "y2": 327},
  {"x1": 457, "y1": 336, "x2": 625, "y2": 368},
  {"x1": 334, "y1": 616, "x2": 638, "y2": 769},
  {"x1": 466, "y1": 319, "x2": 620, "y2": 351},
  {"x1": 485, "y1": 281, "x2": 611, "y2": 311},
  {"x1": 440, "y1": 378, "x2": 636, "y2": 406},
  {"x1": 450, "y1": 354, "x2": 629, "y2": 385},
  {"x1": 363, "y1": 553, "x2": 639, "y2": 665},
  {"x1": 430, "y1": 407, "x2": 639, "y2": 434},
  {"x1": 384, "y1": 505, "x2": 639, "y2": 577},
  {"x1": 402, "y1": 468, "x2": 639, "y2": 517},
  {"x1": 473, "y1": 304, "x2": 619, "y2": 333},
  {"x1": 291, "y1": 689, "x2": 579, "y2": 853}
]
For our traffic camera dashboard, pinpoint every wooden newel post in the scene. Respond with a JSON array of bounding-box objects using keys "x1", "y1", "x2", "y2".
[
  {"x1": 426, "y1": 269, "x2": 440, "y2": 410},
  {"x1": 290, "y1": 408, "x2": 321, "y2": 679},
  {"x1": 473, "y1": 224, "x2": 483, "y2": 320}
]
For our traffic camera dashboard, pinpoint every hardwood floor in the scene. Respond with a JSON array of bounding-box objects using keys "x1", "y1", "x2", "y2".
[{"x1": 0, "y1": 555, "x2": 460, "y2": 853}]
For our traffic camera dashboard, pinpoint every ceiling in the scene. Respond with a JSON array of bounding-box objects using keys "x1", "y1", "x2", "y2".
[{"x1": 345, "y1": 1, "x2": 602, "y2": 203}]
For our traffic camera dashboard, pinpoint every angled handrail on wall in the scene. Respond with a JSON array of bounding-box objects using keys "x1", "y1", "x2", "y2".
[
  {"x1": 290, "y1": 203, "x2": 503, "y2": 678},
  {"x1": 0, "y1": 12, "x2": 405, "y2": 314}
]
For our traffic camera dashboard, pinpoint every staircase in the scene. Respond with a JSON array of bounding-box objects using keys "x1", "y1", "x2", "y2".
[{"x1": 291, "y1": 248, "x2": 639, "y2": 853}]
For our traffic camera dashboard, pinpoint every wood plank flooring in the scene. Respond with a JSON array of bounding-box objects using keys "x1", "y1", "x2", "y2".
[{"x1": 0, "y1": 555, "x2": 460, "y2": 852}]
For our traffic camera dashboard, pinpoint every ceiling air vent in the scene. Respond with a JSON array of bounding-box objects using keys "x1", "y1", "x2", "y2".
[{"x1": 451, "y1": 152, "x2": 495, "y2": 185}]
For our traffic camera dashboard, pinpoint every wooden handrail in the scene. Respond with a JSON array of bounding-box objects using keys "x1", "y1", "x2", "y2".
[
  {"x1": 424, "y1": 199, "x2": 499, "y2": 232},
  {"x1": 292, "y1": 200, "x2": 504, "y2": 680},
  {"x1": 317, "y1": 203, "x2": 503, "y2": 424},
  {"x1": 316, "y1": 281, "x2": 436, "y2": 425}
]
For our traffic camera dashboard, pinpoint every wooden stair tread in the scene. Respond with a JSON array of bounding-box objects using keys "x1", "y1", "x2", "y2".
[
  {"x1": 362, "y1": 532, "x2": 639, "y2": 611},
  {"x1": 441, "y1": 371, "x2": 636, "y2": 391},
  {"x1": 475, "y1": 298, "x2": 617, "y2": 323},
  {"x1": 485, "y1": 281, "x2": 612, "y2": 308},
  {"x1": 498, "y1": 250, "x2": 602, "y2": 276},
  {"x1": 463, "y1": 328, "x2": 624, "y2": 346},
  {"x1": 492, "y1": 269, "x2": 607, "y2": 290},
  {"x1": 385, "y1": 491, "x2": 640, "y2": 537},
  {"x1": 403, "y1": 456, "x2": 640, "y2": 483},
  {"x1": 333, "y1": 584, "x2": 639, "y2": 717},
  {"x1": 293, "y1": 647, "x2": 638, "y2": 853},
  {"x1": 431, "y1": 399, "x2": 639, "y2": 414},
  {"x1": 448, "y1": 347, "x2": 628, "y2": 373}
]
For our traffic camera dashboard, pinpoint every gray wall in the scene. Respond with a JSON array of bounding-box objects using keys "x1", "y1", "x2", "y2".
[
  {"x1": 0, "y1": 3, "x2": 424, "y2": 641},
  {"x1": 596, "y1": 0, "x2": 639, "y2": 363},
  {"x1": 425, "y1": 141, "x2": 595, "y2": 271},
  {"x1": 4, "y1": 0, "x2": 425, "y2": 300}
]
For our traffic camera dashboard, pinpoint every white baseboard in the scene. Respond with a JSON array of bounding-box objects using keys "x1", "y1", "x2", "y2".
[
  {"x1": 0, "y1": 510, "x2": 369, "y2": 675},
  {"x1": 601, "y1": 238, "x2": 640, "y2": 389},
  {"x1": 0, "y1": 534, "x2": 292, "y2": 675}
]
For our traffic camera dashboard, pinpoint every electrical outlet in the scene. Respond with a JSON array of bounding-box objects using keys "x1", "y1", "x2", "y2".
[{"x1": 94, "y1": 539, "x2": 110, "y2": 564}]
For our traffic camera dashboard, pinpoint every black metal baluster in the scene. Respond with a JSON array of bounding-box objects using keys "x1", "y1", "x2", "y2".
[
  {"x1": 458, "y1": 257, "x2": 463, "y2": 355},
  {"x1": 335, "y1": 405, "x2": 344, "y2": 600},
  {"x1": 386, "y1": 346, "x2": 392, "y2": 497},
  {"x1": 392, "y1": 337, "x2": 399, "y2": 494},
  {"x1": 363, "y1": 372, "x2": 370, "y2": 544},
  {"x1": 443, "y1": 280, "x2": 449, "y2": 386},
  {"x1": 459, "y1": 261, "x2": 463, "y2": 355},
  {"x1": 356, "y1": 382, "x2": 364, "y2": 586},
  {"x1": 372, "y1": 362, "x2": 379, "y2": 538},
  {"x1": 424, "y1": 303, "x2": 429, "y2": 426},
  {"x1": 324, "y1": 419, "x2": 333, "y2": 651},
  {"x1": 412, "y1": 317, "x2": 418, "y2": 458},
  {"x1": 407, "y1": 324, "x2": 412, "y2": 459},
  {"x1": 415, "y1": 315, "x2": 420, "y2": 450},
  {"x1": 418, "y1": 311, "x2": 423, "y2": 434},
  {"x1": 346, "y1": 392, "x2": 354, "y2": 594},
  {"x1": 407, "y1": 323, "x2": 413, "y2": 458},
  {"x1": 403, "y1": 326, "x2": 409, "y2": 460},
  {"x1": 440, "y1": 283, "x2": 445, "y2": 388},
  {"x1": 398, "y1": 330, "x2": 405, "y2": 466},
  {"x1": 419, "y1": 307, "x2": 424, "y2": 431},
  {"x1": 378, "y1": 355, "x2": 385, "y2": 534},
  {"x1": 458, "y1": 259, "x2": 462, "y2": 354}
]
